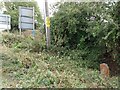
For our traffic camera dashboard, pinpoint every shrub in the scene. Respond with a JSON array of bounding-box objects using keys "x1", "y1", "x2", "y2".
[
  {"x1": 50, "y1": 2, "x2": 120, "y2": 66},
  {"x1": 2, "y1": 33, "x2": 46, "y2": 53}
]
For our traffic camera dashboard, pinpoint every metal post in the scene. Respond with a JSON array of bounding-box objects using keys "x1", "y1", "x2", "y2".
[
  {"x1": 20, "y1": 28, "x2": 22, "y2": 35},
  {"x1": 19, "y1": 6, "x2": 22, "y2": 35},
  {"x1": 32, "y1": 7, "x2": 35, "y2": 38},
  {"x1": 6, "y1": 16, "x2": 9, "y2": 33},
  {"x1": 45, "y1": 0, "x2": 50, "y2": 49},
  {"x1": 8, "y1": 16, "x2": 10, "y2": 33}
]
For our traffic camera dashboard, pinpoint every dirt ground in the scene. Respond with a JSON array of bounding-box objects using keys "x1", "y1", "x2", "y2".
[{"x1": 101, "y1": 52, "x2": 120, "y2": 76}]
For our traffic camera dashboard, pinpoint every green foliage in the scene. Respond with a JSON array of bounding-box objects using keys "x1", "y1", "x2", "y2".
[
  {"x1": 1, "y1": 1, "x2": 120, "y2": 88},
  {"x1": 4, "y1": 0, "x2": 43, "y2": 31},
  {"x1": 51, "y1": 2, "x2": 120, "y2": 64},
  {"x1": 0, "y1": 2, "x2": 4, "y2": 10},
  {"x1": 51, "y1": 3, "x2": 88, "y2": 48},
  {"x1": 1, "y1": 48, "x2": 118, "y2": 88},
  {"x1": 112, "y1": 1, "x2": 120, "y2": 63},
  {"x1": 1, "y1": 32, "x2": 118, "y2": 88},
  {"x1": 2, "y1": 33, "x2": 23, "y2": 48},
  {"x1": 2, "y1": 33, "x2": 46, "y2": 53}
]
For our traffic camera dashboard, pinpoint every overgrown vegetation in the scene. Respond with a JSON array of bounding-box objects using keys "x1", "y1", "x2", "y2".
[
  {"x1": 1, "y1": 1, "x2": 120, "y2": 88},
  {"x1": 50, "y1": 2, "x2": 120, "y2": 74},
  {"x1": 2, "y1": 33, "x2": 45, "y2": 53},
  {"x1": 1, "y1": 33, "x2": 118, "y2": 88}
]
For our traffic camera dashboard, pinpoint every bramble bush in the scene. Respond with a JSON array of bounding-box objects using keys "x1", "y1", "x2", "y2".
[{"x1": 50, "y1": 2, "x2": 120, "y2": 65}]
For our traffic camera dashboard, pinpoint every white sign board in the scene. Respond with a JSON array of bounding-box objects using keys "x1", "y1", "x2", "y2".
[
  {"x1": 0, "y1": 14, "x2": 11, "y2": 31},
  {"x1": 19, "y1": 6, "x2": 34, "y2": 30}
]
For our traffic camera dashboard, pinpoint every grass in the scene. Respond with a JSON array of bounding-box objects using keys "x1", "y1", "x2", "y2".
[{"x1": 1, "y1": 32, "x2": 119, "y2": 88}]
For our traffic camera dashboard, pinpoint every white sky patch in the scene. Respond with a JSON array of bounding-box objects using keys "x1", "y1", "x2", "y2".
[{"x1": 35, "y1": 0, "x2": 58, "y2": 18}]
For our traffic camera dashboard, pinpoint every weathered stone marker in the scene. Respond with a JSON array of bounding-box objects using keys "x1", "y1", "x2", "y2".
[{"x1": 100, "y1": 63, "x2": 110, "y2": 78}]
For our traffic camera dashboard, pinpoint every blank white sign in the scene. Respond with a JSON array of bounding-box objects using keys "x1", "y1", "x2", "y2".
[
  {"x1": 0, "y1": 24, "x2": 11, "y2": 29},
  {"x1": 20, "y1": 23, "x2": 33, "y2": 29},
  {"x1": 0, "y1": 14, "x2": 11, "y2": 30},
  {"x1": 20, "y1": 7, "x2": 33, "y2": 17},
  {"x1": 19, "y1": 6, "x2": 34, "y2": 30},
  {"x1": 0, "y1": 17, "x2": 6, "y2": 22},
  {"x1": 21, "y1": 17, "x2": 33, "y2": 23}
]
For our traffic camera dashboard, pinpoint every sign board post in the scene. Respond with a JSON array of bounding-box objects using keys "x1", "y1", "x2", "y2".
[
  {"x1": 32, "y1": 7, "x2": 35, "y2": 37},
  {"x1": 19, "y1": 6, "x2": 35, "y2": 37},
  {"x1": 0, "y1": 14, "x2": 11, "y2": 32},
  {"x1": 45, "y1": 0, "x2": 50, "y2": 49}
]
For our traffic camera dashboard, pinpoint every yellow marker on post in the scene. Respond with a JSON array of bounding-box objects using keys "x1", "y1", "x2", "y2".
[{"x1": 46, "y1": 17, "x2": 50, "y2": 27}]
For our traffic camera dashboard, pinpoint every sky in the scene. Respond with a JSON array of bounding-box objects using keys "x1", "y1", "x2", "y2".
[{"x1": 35, "y1": 0, "x2": 59, "y2": 17}]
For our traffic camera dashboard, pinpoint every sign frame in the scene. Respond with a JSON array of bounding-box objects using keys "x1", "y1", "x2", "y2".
[
  {"x1": 19, "y1": 6, "x2": 35, "y2": 36},
  {"x1": 0, "y1": 14, "x2": 11, "y2": 32}
]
